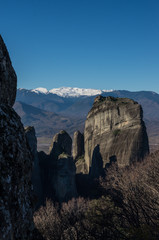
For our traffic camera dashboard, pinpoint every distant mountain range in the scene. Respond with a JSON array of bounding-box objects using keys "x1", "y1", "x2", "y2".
[
  {"x1": 23, "y1": 87, "x2": 114, "y2": 97},
  {"x1": 14, "y1": 87, "x2": 159, "y2": 152}
]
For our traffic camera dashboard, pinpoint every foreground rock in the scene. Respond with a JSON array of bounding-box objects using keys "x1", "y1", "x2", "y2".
[
  {"x1": 73, "y1": 130, "x2": 84, "y2": 160},
  {"x1": 0, "y1": 35, "x2": 17, "y2": 106},
  {"x1": 84, "y1": 96, "x2": 149, "y2": 173},
  {"x1": 0, "y1": 35, "x2": 34, "y2": 239}
]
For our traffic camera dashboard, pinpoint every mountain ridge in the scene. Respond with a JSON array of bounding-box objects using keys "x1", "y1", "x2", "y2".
[
  {"x1": 15, "y1": 88, "x2": 159, "y2": 153},
  {"x1": 20, "y1": 87, "x2": 114, "y2": 97}
]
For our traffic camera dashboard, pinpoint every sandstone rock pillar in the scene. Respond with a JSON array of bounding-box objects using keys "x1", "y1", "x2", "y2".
[{"x1": 0, "y1": 35, "x2": 34, "y2": 239}]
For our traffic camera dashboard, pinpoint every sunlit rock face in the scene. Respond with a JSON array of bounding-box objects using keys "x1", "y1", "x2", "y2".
[
  {"x1": 84, "y1": 96, "x2": 149, "y2": 173},
  {"x1": 0, "y1": 35, "x2": 34, "y2": 239},
  {"x1": 0, "y1": 35, "x2": 17, "y2": 107}
]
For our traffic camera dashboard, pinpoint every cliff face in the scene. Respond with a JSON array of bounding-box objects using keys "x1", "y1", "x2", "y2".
[
  {"x1": 0, "y1": 36, "x2": 34, "y2": 239},
  {"x1": 49, "y1": 130, "x2": 72, "y2": 159},
  {"x1": 0, "y1": 36, "x2": 17, "y2": 106},
  {"x1": 39, "y1": 130, "x2": 77, "y2": 203},
  {"x1": 84, "y1": 96, "x2": 149, "y2": 173},
  {"x1": 25, "y1": 126, "x2": 42, "y2": 208}
]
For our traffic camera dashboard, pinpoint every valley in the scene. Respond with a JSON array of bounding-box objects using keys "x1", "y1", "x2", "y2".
[{"x1": 14, "y1": 87, "x2": 159, "y2": 153}]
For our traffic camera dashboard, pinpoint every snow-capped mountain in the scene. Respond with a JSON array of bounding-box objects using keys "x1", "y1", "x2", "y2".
[
  {"x1": 15, "y1": 88, "x2": 159, "y2": 153},
  {"x1": 29, "y1": 87, "x2": 114, "y2": 97}
]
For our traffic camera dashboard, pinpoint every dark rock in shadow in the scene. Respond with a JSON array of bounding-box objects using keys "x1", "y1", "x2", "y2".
[{"x1": 89, "y1": 144, "x2": 104, "y2": 179}]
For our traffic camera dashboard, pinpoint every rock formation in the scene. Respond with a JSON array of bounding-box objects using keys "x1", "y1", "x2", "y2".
[
  {"x1": 89, "y1": 144, "x2": 104, "y2": 178},
  {"x1": 73, "y1": 130, "x2": 84, "y2": 160},
  {"x1": 39, "y1": 130, "x2": 77, "y2": 202},
  {"x1": 0, "y1": 35, "x2": 34, "y2": 239},
  {"x1": 25, "y1": 126, "x2": 42, "y2": 208},
  {"x1": 38, "y1": 151, "x2": 51, "y2": 204},
  {"x1": 84, "y1": 96, "x2": 149, "y2": 173},
  {"x1": 49, "y1": 130, "x2": 72, "y2": 159},
  {"x1": 0, "y1": 35, "x2": 17, "y2": 106},
  {"x1": 54, "y1": 153, "x2": 77, "y2": 202}
]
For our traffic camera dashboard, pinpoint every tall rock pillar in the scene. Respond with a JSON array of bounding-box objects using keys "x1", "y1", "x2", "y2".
[
  {"x1": 0, "y1": 35, "x2": 34, "y2": 239},
  {"x1": 84, "y1": 96, "x2": 149, "y2": 174}
]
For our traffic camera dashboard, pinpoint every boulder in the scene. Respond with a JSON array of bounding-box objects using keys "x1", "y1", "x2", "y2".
[
  {"x1": 84, "y1": 96, "x2": 149, "y2": 173},
  {"x1": 72, "y1": 130, "x2": 84, "y2": 160},
  {"x1": 0, "y1": 35, "x2": 34, "y2": 239}
]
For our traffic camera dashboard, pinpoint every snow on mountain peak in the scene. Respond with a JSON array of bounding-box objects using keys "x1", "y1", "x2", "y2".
[
  {"x1": 30, "y1": 87, "x2": 114, "y2": 97},
  {"x1": 49, "y1": 87, "x2": 103, "y2": 97},
  {"x1": 31, "y1": 87, "x2": 49, "y2": 94}
]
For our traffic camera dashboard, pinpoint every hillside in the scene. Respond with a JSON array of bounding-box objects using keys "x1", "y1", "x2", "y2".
[
  {"x1": 14, "y1": 101, "x2": 85, "y2": 152},
  {"x1": 15, "y1": 88, "x2": 159, "y2": 152}
]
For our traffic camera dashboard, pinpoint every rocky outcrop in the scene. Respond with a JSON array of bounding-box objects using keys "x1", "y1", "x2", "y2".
[
  {"x1": 39, "y1": 130, "x2": 77, "y2": 202},
  {"x1": 73, "y1": 130, "x2": 84, "y2": 160},
  {"x1": 75, "y1": 156, "x2": 88, "y2": 174},
  {"x1": 54, "y1": 154, "x2": 77, "y2": 202},
  {"x1": 49, "y1": 130, "x2": 72, "y2": 159},
  {"x1": 38, "y1": 151, "x2": 51, "y2": 204},
  {"x1": 0, "y1": 35, "x2": 17, "y2": 107},
  {"x1": 25, "y1": 126, "x2": 42, "y2": 207},
  {"x1": 0, "y1": 35, "x2": 34, "y2": 239},
  {"x1": 84, "y1": 96, "x2": 149, "y2": 173},
  {"x1": 89, "y1": 144, "x2": 104, "y2": 178}
]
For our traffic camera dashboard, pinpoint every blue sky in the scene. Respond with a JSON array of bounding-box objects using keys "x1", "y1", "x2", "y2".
[{"x1": 1, "y1": 0, "x2": 159, "y2": 92}]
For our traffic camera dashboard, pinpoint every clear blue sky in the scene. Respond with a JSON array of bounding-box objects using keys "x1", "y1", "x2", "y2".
[{"x1": 1, "y1": 0, "x2": 159, "y2": 92}]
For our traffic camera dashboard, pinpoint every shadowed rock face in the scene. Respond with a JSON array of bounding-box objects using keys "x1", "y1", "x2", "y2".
[
  {"x1": 54, "y1": 154, "x2": 77, "y2": 202},
  {"x1": 84, "y1": 96, "x2": 149, "y2": 172},
  {"x1": 0, "y1": 35, "x2": 34, "y2": 239},
  {"x1": 0, "y1": 35, "x2": 17, "y2": 107},
  {"x1": 49, "y1": 130, "x2": 72, "y2": 160},
  {"x1": 38, "y1": 151, "x2": 51, "y2": 204},
  {"x1": 25, "y1": 126, "x2": 42, "y2": 208},
  {"x1": 89, "y1": 144, "x2": 104, "y2": 178},
  {"x1": 39, "y1": 130, "x2": 77, "y2": 203}
]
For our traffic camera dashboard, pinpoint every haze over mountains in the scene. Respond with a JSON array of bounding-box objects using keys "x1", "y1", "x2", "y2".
[{"x1": 14, "y1": 87, "x2": 159, "y2": 152}]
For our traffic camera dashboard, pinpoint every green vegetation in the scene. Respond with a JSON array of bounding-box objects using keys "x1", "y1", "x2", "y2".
[{"x1": 113, "y1": 129, "x2": 121, "y2": 136}]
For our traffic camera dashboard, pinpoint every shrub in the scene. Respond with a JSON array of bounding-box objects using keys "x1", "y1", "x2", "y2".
[
  {"x1": 101, "y1": 151, "x2": 159, "y2": 239},
  {"x1": 113, "y1": 129, "x2": 121, "y2": 136},
  {"x1": 34, "y1": 200, "x2": 61, "y2": 240}
]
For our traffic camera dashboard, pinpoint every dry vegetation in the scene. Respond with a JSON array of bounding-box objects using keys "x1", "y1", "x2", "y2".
[{"x1": 34, "y1": 151, "x2": 159, "y2": 239}]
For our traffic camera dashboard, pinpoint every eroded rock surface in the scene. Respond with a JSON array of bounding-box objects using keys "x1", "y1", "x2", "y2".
[
  {"x1": 73, "y1": 130, "x2": 84, "y2": 160},
  {"x1": 54, "y1": 154, "x2": 77, "y2": 202},
  {"x1": 0, "y1": 35, "x2": 17, "y2": 107},
  {"x1": 40, "y1": 130, "x2": 77, "y2": 202},
  {"x1": 49, "y1": 130, "x2": 72, "y2": 159},
  {"x1": 84, "y1": 96, "x2": 149, "y2": 173},
  {"x1": 25, "y1": 126, "x2": 42, "y2": 207},
  {"x1": 0, "y1": 35, "x2": 34, "y2": 239},
  {"x1": 0, "y1": 106, "x2": 34, "y2": 239}
]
